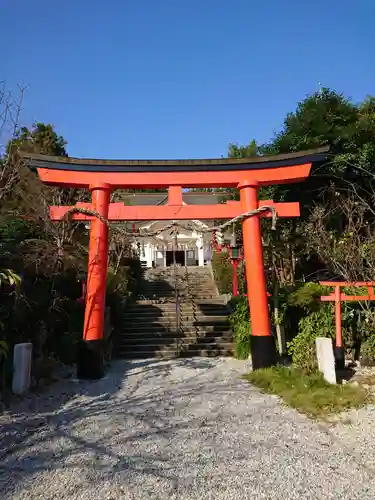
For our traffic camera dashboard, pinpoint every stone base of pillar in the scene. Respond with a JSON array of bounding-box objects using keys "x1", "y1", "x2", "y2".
[
  {"x1": 77, "y1": 340, "x2": 105, "y2": 379},
  {"x1": 250, "y1": 335, "x2": 277, "y2": 370},
  {"x1": 333, "y1": 346, "x2": 345, "y2": 370}
]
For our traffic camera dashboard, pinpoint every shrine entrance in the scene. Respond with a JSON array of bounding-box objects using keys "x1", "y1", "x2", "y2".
[
  {"x1": 25, "y1": 147, "x2": 327, "y2": 379},
  {"x1": 166, "y1": 250, "x2": 185, "y2": 267}
]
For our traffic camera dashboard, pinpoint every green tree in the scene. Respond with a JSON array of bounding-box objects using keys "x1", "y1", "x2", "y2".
[
  {"x1": 262, "y1": 88, "x2": 375, "y2": 190},
  {"x1": 228, "y1": 139, "x2": 258, "y2": 158},
  {"x1": 255, "y1": 89, "x2": 375, "y2": 284},
  {"x1": 8, "y1": 122, "x2": 67, "y2": 156},
  {"x1": 262, "y1": 88, "x2": 357, "y2": 155},
  {"x1": 2, "y1": 122, "x2": 89, "y2": 279},
  {"x1": 224, "y1": 90, "x2": 375, "y2": 356}
]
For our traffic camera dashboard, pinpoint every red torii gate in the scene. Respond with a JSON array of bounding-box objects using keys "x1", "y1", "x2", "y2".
[{"x1": 25, "y1": 147, "x2": 327, "y2": 378}]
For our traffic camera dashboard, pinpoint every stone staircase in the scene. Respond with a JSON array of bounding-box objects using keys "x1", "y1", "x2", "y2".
[{"x1": 115, "y1": 266, "x2": 234, "y2": 359}]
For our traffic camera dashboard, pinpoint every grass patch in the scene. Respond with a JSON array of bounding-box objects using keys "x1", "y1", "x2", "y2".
[{"x1": 245, "y1": 366, "x2": 371, "y2": 419}]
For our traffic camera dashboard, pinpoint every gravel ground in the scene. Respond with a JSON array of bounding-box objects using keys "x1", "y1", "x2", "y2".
[
  {"x1": 1, "y1": 357, "x2": 375, "y2": 500},
  {"x1": 327, "y1": 404, "x2": 375, "y2": 471}
]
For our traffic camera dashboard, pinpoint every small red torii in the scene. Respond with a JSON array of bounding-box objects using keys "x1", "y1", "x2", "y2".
[
  {"x1": 25, "y1": 148, "x2": 327, "y2": 378},
  {"x1": 320, "y1": 281, "x2": 375, "y2": 368}
]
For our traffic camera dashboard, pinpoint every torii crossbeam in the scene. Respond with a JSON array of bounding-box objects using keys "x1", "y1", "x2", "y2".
[{"x1": 25, "y1": 147, "x2": 328, "y2": 378}]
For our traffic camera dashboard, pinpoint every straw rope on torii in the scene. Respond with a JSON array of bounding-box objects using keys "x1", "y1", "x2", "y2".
[{"x1": 63, "y1": 205, "x2": 277, "y2": 240}]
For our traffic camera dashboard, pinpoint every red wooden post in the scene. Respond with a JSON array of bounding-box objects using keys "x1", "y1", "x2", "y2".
[
  {"x1": 168, "y1": 185, "x2": 183, "y2": 205},
  {"x1": 239, "y1": 180, "x2": 276, "y2": 368},
  {"x1": 334, "y1": 285, "x2": 343, "y2": 348},
  {"x1": 232, "y1": 258, "x2": 239, "y2": 297},
  {"x1": 78, "y1": 182, "x2": 111, "y2": 379},
  {"x1": 76, "y1": 280, "x2": 87, "y2": 306}
]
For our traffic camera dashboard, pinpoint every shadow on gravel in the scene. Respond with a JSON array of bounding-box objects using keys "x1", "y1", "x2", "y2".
[{"x1": 0, "y1": 357, "x2": 222, "y2": 497}]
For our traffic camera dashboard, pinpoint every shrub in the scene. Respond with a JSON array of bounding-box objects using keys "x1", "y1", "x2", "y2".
[
  {"x1": 106, "y1": 257, "x2": 142, "y2": 333},
  {"x1": 286, "y1": 282, "x2": 375, "y2": 369},
  {"x1": 229, "y1": 296, "x2": 251, "y2": 359},
  {"x1": 360, "y1": 334, "x2": 375, "y2": 366},
  {"x1": 288, "y1": 305, "x2": 334, "y2": 373},
  {"x1": 212, "y1": 251, "x2": 233, "y2": 294},
  {"x1": 287, "y1": 282, "x2": 330, "y2": 311},
  {"x1": 284, "y1": 283, "x2": 339, "y2": 372}
]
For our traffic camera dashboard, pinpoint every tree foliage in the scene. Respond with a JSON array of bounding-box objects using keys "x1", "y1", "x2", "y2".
[
  {"x1": 221, "y1": 88, "x2": 375, "y2": 361},
  {"x1": 230, "y1": 89, "x2": 375, "y2": 284},
  {"x1": 0, "y1": 120, "x2": 140, "y2": 392},
  {"x1": 8, "y1": 122, "x2": 67, "y2": 156},
  {"x1": 228, "y1": 139, "x2": 258, "y2": 158}
]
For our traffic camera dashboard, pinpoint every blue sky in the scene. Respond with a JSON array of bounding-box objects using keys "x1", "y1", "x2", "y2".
[{"x1": 2, "y1": 0, "x2": 374, "y2": 159}]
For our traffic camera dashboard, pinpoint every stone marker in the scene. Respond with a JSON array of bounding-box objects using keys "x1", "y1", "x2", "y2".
[
  {"x1": 12, "y1": 342, "x2": 32, "y2": 395},
  {"x1": 315, "y1": 337, "x2": 336, "y2": 384}
]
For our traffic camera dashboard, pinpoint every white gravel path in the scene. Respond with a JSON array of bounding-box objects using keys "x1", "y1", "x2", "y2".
[{"x1": 1, "y1": 357, "x2": 375, "y2": 500}]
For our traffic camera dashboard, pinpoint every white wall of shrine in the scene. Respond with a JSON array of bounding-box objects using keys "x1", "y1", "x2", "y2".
[{"x1": 132, "y1": 221, "x2": 213, "y2": 268}]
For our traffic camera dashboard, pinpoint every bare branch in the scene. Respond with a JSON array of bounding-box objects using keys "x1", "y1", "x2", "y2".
[
  {"x1": 0, "y1": 83, "x2": 27, "y2": 203},
  {"x1": 305, "y1": 186, "x2": 375, "y2": 282}
]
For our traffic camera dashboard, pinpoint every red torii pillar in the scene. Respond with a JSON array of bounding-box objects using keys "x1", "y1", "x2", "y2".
[
  {"x1": 77, "y1": 183, "x2": 111, "y2": 378},
  {"x1": 25, "y1": 147, "x2": 327, "y2": 378},
  {"x1": 240, "y1": 181, "x2": 274, "y2": 367}
]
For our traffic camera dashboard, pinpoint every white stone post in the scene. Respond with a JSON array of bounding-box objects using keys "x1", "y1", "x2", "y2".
[
  {"x1": 12, "y1": 342, "x2": 32, "y2": 395},
  {"x1": 204, "y1": 242, "x2": 212, "y2": 264},
  {"x1": 196, "y1": 238, "x2": 204, "y2": 266},
  {"x1": 315, "y1": 337, "x2": 336, "y2": 384},
  {"x1": 145, "y1": 242, "x2": 153, "y2": 268}
]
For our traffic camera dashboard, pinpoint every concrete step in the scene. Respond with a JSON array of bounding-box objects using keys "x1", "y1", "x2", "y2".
[
  {"x1": 123, "y1": 307, "x2": 195, "y2": 315},
  {"x1": 123, "y1": 313, "x2": 194, "y2": 320},
  {"x1": 139, "y1": 287, "x2": 176, "y2": 291},
  {"x1": 137, "y1": 294, "x2": 176, "y2": 298},
  {"x1": 188, "y1": 292, "x2": 219, "y2": 296},
  {"x1": 118, "y1": 335, "x2": 233, "y2": 347},
  {"x1": 195, "y1": 298, "x2": 227, "y2": 305},
  {"x1": 127, "y1": 301, "x2": 226, "y2": 309},
  {"x1": 122, "y1": 319, "x2": 179, "y2": 327},
  {"x1": 124, "y1": 304, "x2": 181, "y2": 317},
  {"x1": 122, "y1": 316, "x2": 228, "y2": 323},
  {"x1": 180, "y1": 283, "x2": 215, "y2": 286},
  {"x1": 123, "y1": 311, "x2": 230, "y2": 320},
  {"x1": 191, "y1": 316, "x2": 229, "y2": 323},
  {"x1": 193, "y1": 308, "x2": 230, "y2": 315},
  {"x1": 121, "y1": 326, "x2": 231, "y2": 335},
  {"x1": 120, "y1": 325, "x2": 231, "y2": 333},
  {"x1": 118, "y1": 329, "x2": 232, "y2": 340},
  {"x1": 123, "y1": 314, "x2": 178, "y2": 321},
  {"x1": 124, "y1": 306, "x2": 181, "y2": 313},
  {"x1": 135, "y1": 294, "x2": 220, "y2": 301},
  {"x1": 126, "y1": 302, "x2": 179, "y2": 307},
  {"x1": 121, "y1": 329, "x2": 232, "y2": 339},
  {"x1": 122, "y1": 267, "x2": 229, "y2": 362},
  {"x1": 120, "y1": 333, "x2": 232, "y2": 343},
  {"x1": 133, "y1": 300, "x2": 177, "y2": 305},
  {"x1": 187, "y1": 324, "x2": 231, "y2": 332},
  {"x1": 122, "y1": 324, "x2": 179, "y2": 332},
  {"x1": 116, "y1": 344, "x2": 235, "y2": 359},
  {"x1": 122, "y1": 317, "x2": 230, "y2": 328}
]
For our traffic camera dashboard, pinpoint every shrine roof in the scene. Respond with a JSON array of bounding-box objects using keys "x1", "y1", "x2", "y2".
[
  {"x1": 24, "y1": 147, "x2": 328, "y2": 173},
  {"x1": 120, "y1": 191, "x2": 229, "y2": 206}
]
